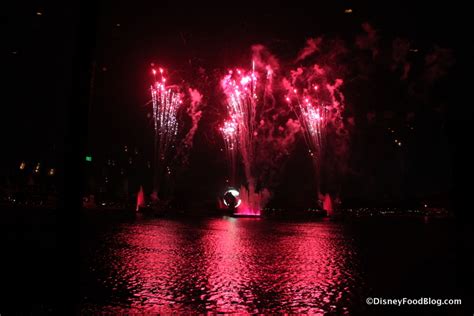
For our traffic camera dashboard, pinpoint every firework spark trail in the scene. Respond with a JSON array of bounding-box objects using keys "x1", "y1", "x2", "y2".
[
  {"x1": 287, "y1": 87, "x2": 327, "y2": 160},
  {"x1": 221, "y1": 63, "x2": 257, "y2": 183},
  {"x1": 220, "y1": 119, "x2": 237, "y2": 184},
  {"x1": 221, "y1": 62, "x2": 264, "y2": 214},
  {"x1": 284, "y1": 66, "x2": 345, "y2": 199},
  {"x1": 150, "y1": 68, "x2": 182, "y2": 194}
]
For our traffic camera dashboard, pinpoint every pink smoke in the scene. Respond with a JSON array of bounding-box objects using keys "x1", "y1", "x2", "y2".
[
  {"x1": 356, "y1": 22, "x2": 379, "y2": 58},
  {"x1": 391, "y1": 38, "x2": 411, "y2": 80},
  {"x1": 423, "y1": 46, "x2": 455, "y2": 84},
  {"x1": 251, "y1": 44, "x2": 280, "y2": 74},
  {"x1": 252, "y1": 44, "x2": 279, "y2": 103},
  {"x1": 184, "y1": 88, "x2": 203, "y2": 148},
  {"x1": 295, "y1": 37, "x2": 322, "y2": 62},
  {"x1": 236, "y1": 185, "x2": 271, "y2": 216}
]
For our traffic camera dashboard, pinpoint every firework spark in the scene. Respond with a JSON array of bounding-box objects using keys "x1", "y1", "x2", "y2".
[
  {"x1": 221, "y1": 64, "x2": 258, "y2": 180},
  {"x1": 220, "y1": 62, "x2": 265, "y2": 215},
  {"x1": 220, "y1": 119, "x2": 237, "y2": 151},
  {"x1": 150, "y1": 68, "x2": 182, "y2": 194},
  {"x1": 284, "y1": 67, "x2": 345, "y2": 199},
  {"x1": 286, "y1": 87, "x2": 328, "y2": 162},
  {"x1": 220, "y1": 119, "x2": 238, "y2": 184}
]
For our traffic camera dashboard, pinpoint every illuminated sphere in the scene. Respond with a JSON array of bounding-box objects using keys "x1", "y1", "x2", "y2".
[{"x1": 223, "y1": 188, "x2": 241, "y2": 209}]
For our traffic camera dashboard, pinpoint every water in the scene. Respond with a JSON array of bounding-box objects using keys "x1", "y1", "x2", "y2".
[{"x1": 80, "y1": 212, "x2": 461, "y2": 314}]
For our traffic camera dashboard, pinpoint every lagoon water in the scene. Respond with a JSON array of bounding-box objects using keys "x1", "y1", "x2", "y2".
[{"x1": 80, "y1": 212, "x2": 461, "y2": 314}]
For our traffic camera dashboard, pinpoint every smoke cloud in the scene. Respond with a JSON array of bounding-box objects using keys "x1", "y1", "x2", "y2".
[{"x1": 295, "y1": 37, "x2": 323, "y2": 62}]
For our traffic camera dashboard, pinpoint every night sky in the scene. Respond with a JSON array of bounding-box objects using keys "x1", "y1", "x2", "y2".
[{"x1": 3, "y1": 1, "x2": 470, "y2": 206}]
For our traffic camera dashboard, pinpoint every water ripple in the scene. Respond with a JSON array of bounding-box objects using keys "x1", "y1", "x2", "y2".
[{"x1": 81, "y1": 218, "x2": 365, "y2": 314}]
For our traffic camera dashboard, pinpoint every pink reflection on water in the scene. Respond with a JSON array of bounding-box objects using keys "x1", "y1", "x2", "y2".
[
  {"x1": 201, "y1": 217, "x2": 258, "y2": 312},
  {"x1": 83, "y1": 218, "x2": 361, "y2": 314}
]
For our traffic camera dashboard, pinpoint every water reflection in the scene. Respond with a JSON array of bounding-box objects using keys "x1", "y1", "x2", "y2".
[{"x1": 81, "y1": 217, "x2": 364, "y2": 314}]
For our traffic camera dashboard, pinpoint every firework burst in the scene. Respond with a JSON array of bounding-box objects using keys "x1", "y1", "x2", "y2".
[
  {"x1": 221, "y1": 64, "x2": 258, "y2": 178},
  {"x1": 150, "y1": 67, "x2": 182, "y2": 194},
  {"x1": 220, "y1": 119, "x2": 238, "y2": 184},
  {"x1": 284, "y1": 66, "x2": 345, "y2": 200},
  {"x1": 220, "y1": 62, "x2": 277, "y2": 215},
  {"x1": 286, "y1": 85, "x2": 328, "y2": 162}
]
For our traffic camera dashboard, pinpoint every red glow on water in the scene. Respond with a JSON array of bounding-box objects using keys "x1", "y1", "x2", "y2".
[{"x1": 99, "y1": 218, "x2": 358, "y2": 313}]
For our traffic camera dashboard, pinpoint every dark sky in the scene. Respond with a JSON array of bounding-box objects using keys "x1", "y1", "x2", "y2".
[{"x1": 3, "y1": 1, "x2": 469, "y2": 203}]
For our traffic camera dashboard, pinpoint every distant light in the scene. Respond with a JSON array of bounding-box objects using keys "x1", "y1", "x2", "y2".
[
  {"x1": 49, "y1": 168, "x2": 55, "y2": 176},
  {"x1": 36, "y1": 11, "x2": 43, "y2": 16},
  {"x1": 398, "y1": 142, "x2": 402, "y2": 146},
  {"x1": 116, "y1": 23, "x2": 121, "y2": 27},
  {"x1": 124, "y1": 145, "x2": 128, "y2": 152},
  {"x1": 85, "y1": 156, "x2": 92, "y2": 162},
  {"x1": 344, "y1": 8, "x2": 353, "y2": 13},
  {"x1": 12, "y1": 51, "x2": 18, "y2": 55},
  {"x1": 35, "y1": 163, "x2": 40, "y2": 173},
  {"x1": 19, "y1": 162, "x2": 26, "y2": 170},
  {"x1": 102, "y1": 67, "x2": 107, "y2": 72},
  {"x1": 410, "y1": 48, "x2": 419, "y2": 53},
  {"x1": 424, "y1": 204, "x2": 428, "y2": 208}
]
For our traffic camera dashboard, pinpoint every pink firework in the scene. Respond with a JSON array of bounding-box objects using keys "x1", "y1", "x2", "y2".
[
  {"x1": 150, "y1": 67, "x2": 182, "y2": 193},
  {"x1": 286, "y1": 87, "x2": 327, "y2": 160},
  {"x1": 220, "y1": 119, "x2": 237, "y2": 151},
  {"x1": 221, "y1": 63, "x2": 258, "y2": 185},
  {"x1": 220, "y1": 62, "x2": 264, "y2": 215},
  {"x1": 285, "y1": 66, "x2": 345, "y2": 199},
  {"x1": 220, "y1": 119, "x2": 238, "y2": 184}
]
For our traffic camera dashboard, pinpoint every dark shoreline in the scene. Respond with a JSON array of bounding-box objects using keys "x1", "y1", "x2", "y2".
[
  {"x1": 0, "y1": 205, "x2": 453, "y2": 222},
  {"x1": 77, "y1": 207, "x2": 453, "y2": 222}
]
